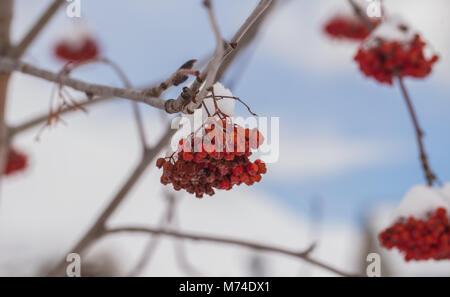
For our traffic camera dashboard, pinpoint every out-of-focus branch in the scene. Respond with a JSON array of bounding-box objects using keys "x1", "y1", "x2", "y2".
[
  {"x1": 0, "y1": 0, "x2": 13, "y2": 179},
  {"x1": 105, "y1": 226, "x2": 360, "y2": 277},
  {"x1": 184, "y1": 0, "x2": 224, "y2": 113},
  {"x1": 0, "y1": 56, "x2": 166, "y2": 109},
  {"x1": 127, "y1": 192, "x2": 178, "y2": 277},
  {"x1": 397, "y1": 76, "x2": 438, "y2": 186},
  {"x1": 165, "y1": 0, "x2": 273, "y2": 114},
  {"x1": 46, "y1": 127, "x2": 176, "y2": 277},
  {"x1": 8, "y1": 0, "x2": 65, "y2": 58},
  {"x1": 9, "y1": 95, "x2": 110, "y2": 137},
  {"x1": 95, "y1": 58, "x2": 149, "y2": 149},
  {"x1": 8, "y1": 58, "x2": 201, "y2": 137},
  {"x1": 216, "y1": 0, "x2": 276, "y2": 81}
]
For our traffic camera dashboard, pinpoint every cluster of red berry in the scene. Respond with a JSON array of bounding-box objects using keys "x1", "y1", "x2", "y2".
[
  {"x1": 4, "y1": 148, "x2": 28, "y2": 176},
  {"x1": 156, "y1": 119, "x2": 267, "y2": 198},
  {"x1": 379, "y1": 208, "x2": 450, "y2": 261},
  {"x1": 323, "y1": 15, "x2": 378, "y2": 41},
  {"x1": 55, "y1": 38, "x2": 99, "y2": 63},
  {"x1": 354, "y1": 34, "x2": 439, "y2": 84}
]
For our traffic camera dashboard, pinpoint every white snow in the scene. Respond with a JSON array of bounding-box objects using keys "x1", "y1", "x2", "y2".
[
  {"x1": 364, "y1": 18, "x2": 415, "y2": 49},
  {"x1": 370, "y1": 203, "x2": 450, "y2": 276},
  {"x1": 57, "y1": 24, "x2": 95, "y2": 50},
  {"x1": 171, "y1": 82, "x2": 236, "y2": 150},
  {"x1": 439, "y1": 183, "x2": 450, "y2": 203},
  {"x1": 393, "y1": 185, "x2": 448, "y2": 219},
  {"x1": 383, "y1": 185, "x2": 450, "y2": 228}
]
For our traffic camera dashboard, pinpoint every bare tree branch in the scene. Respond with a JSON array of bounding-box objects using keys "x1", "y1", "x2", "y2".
[
  {"x1": 144, "y1": 59, "x2": 199, "y2": 98},
  {"x1": 8, "y1": 62, "x2": 197, "y2": 137},
  {"x1": 165, "y1": 0, "x2": 273, "y2": 114},
  {"x1": 0, "y1": 56, "x2": 166, "y2": 109},
  {"x1": 96, "y1": 58, "x2": 149, "y2": 149},
  {"x1": 126, "y1": 192, "x2": 178, "y2": 277},
  {"x1": 8, "y1": 0, "x2": 65, "y2": 58},
  {"x1": 105, "y1": 226, "x2": 360, "y2": 277},
  {"x1": 46, "y1": 127, "x2": 176, "y2": 276},
  {"x1": 0, "y1": 0, "x2": 13, "y2": 181},
  {"x1": 8, "y1": 95, "x2": 110, "y2": 137},
  {"x1": 184, "y1": 0, "x2": 225, "y2": 113},
  {"x1": 397, "y1": 76, "x2": 438, "y2": 186}
]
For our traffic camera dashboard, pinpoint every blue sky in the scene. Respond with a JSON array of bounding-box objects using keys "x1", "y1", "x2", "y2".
[{"x1": 10, "y1": 0, "x2": 450, "y2": 226}]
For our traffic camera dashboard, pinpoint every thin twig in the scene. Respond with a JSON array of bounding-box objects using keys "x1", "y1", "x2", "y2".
[
  {"x1": 397, "y1": 76, "x2": 438, "y2": 186},
  {"x1": 9, "y1": 0, "x2": 65, "y2": 58},
  {"x1": 165, "y1": 0, "x2": 273, "y2": 114},
  {"x1": 126, "y1": 192, "x2": 178, "y2": 277},
  {"x1": 183, "y1": 0, "x2": 224, "y2": 114},
  {"x1": 105, "y1": 226, "x2": 359, "y2": 277},
  {"x1": 144, "y1": 59, "x2": 199, "y2": 98},
  {"x1": 172, "y1": 225, "x2": 205, "y2": 276},
  {"x1": 46, "y1": 127, "x2": 176, "y2": 276},
  {"x1": 0, "y1": 0, "x2": 13, "y2": 187},
  {"x1": 95, "y1": 58, "x2": 149, "y2": 149},
  {"x1": 9, "y1": 96, "x2": 110, "y2": 137},
  {"x1": 216, "y1": 0, "x2": 276, "y2": 81}
]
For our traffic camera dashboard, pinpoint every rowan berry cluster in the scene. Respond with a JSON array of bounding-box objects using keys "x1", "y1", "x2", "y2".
[
  {"x1": 379, "y1": 208, "x2": 450, "y2": 261},
  {"x1": 156, "y1": 118, "x2": 266, "y2": 198},
  {"x1": 323, "y1": 15, "x2": 378, "y2": 41},
  {"x1": 354, "y1": 33, "x2": 439, "y2": 84},
  {"x1": 4, "y1": 148, "x2": 28, "y2": 176},
  {"x1": 55, "y1": 37, "x2": 99, "y2": 63}
]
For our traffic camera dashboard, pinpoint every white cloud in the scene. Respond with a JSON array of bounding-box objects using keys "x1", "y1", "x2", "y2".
[{"x1": 269, "y1": 130, "x2": 406, "y2": 180}]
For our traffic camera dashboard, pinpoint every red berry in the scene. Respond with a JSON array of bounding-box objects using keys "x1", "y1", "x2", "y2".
[
  {"x1": 182, "y1": 152, "x2": 194, "y2": 161},
  {"x1": 54, "y1": 37, "x2": 99, "y2": 63},
  {"x1": 246, "y1": 163, "x2": 259, "y2": 176},
  {"x1": 156, "y1": 158, "x2": 165, "y2": 169},
  {"x1": 379, "y1": 208, "x2": 450, "y2": 261},
  {"x1": 4, "y1": 148, "x2": 28, "y2": 176},
  {"x1": 155, "y1": 119, "x2": 267, "y2": 198},
  {"x1": 354, "y1": 34, "x2": 438, "y2": 85},
  {"x1": 324, "y1": 15, "x2": 380, "y2": 41}
]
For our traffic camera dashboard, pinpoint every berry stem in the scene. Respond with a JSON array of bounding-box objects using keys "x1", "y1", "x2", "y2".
[{"x1": 397, "y1": 75, "x2": 437, "y2": 186}]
